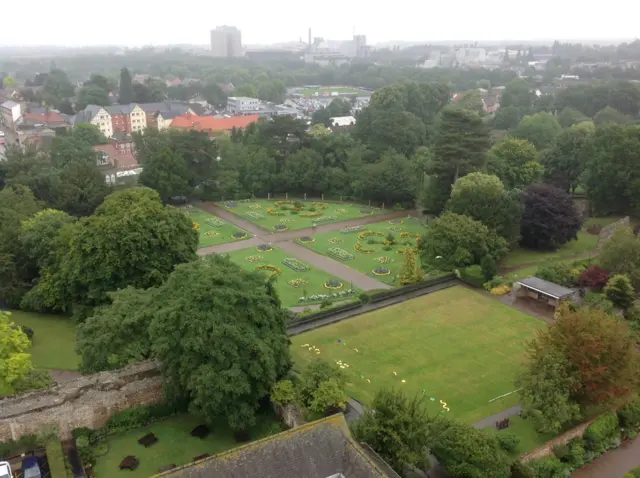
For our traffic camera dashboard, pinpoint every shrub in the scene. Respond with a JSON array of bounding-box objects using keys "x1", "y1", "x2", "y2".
[
  {"x1": 579, "y1": 265, "x2": 609, "y2": 290},
  {"x1": 567, "y1": 440, "x2": 585, "y2": 468},
  {"x1": 618, "y1": 397, "x2": 640, "y2": 431},
  {"x1": 359, "y1": 292, "x2": 371, "y2": 304},
  {"x1": 0, "y1": 434, "x2": 41, "y2": 457},
  {"x1": 460, "y1": 265, "x2": 485, "y2": 288},
  {"x1": 496, "y1": 432, "x2": 519, "y2": 453},
  {"x1": 604, "y1": 274, "x2": 635, "y2": 310},
  {"x1": 586, "y1": 223, "x2": 603, "y2": 234},
  {"x1": 271, "y1": 380, "x2": 295, "y2": 406},
  {"x1": 510, "y1": 461, "x2": 535, "y2": 478},
  {"x1": 19, "y1": 325, "x2": 35, "y2": 341},
  {"x1": 45, "y1": 439, "x2": 68, "y2": 478},
  {"x1": 583, "y1": 292, "x2": 615, "y2": 314},
  {"x1": 309, "y1": 378, "x2": 347, "y2": 414},
  {"x1": 382, "y1": 245, "x2": 392, "y2": 251},
  {"x1": 76, "y1": 435, "x2": 96, "y2": 467},
  {"x1": 536, "y1": 262, "x2": 574, "y2": 287},
  {"x1": 584, "y1": 412, "x2": 620, "y2": 453},
  {"x1": 293, "y1": 201, "x2": 304, "y2": 209},
  {"x1": 484, "y1": 275, "x2": 505, "y2": 291},
  {"x1": 320, "y1": 299, "x2": 333, "y2": 309},
  {"x1": 528, "y1": 455, "x2": 569, "y2": 478},
  {"x1": 552, "y1": 443, "x2": 570, "y2": 461},
  {"x1": 490, "y1": 285, "x2": 511, "y2": 296}
]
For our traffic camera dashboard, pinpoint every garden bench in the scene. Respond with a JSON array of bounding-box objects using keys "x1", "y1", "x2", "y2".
[
  {"x1": 137, "y1": 433, "x2": 158, "y2": 447},
  {"x1": 119, "y1": 455, "x2": 139, "y2": 470},
  {"x1": 495, "y1": 418, "x2": 510, "y2": 430},
  {"x1": 190, "y1": 425, "x2": 211, "y2": 438}
]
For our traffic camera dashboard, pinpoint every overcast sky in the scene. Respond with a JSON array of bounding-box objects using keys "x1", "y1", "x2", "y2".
[{"x1": 1, "y1": 0, "x2": 638, "y2": 46}]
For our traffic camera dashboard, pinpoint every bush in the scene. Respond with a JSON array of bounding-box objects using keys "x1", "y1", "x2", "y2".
[
  {"x1": 604, "y1": 274, "x2": 636, "y2": 310},
  {"x1": 320, "y1": 299, "x2": 333, "y2": 309},
  {"x1": 382, "y1": 245, "x2": 392, "y2": 251},
  {"x1": 579, "y1": 265, "x2": 609, "y2": 290},
  {"x1": 480, "y1": 255, "x2": 497, "y2": 281},
  {"x1": 583, "y1": 292, "x2": 615, "y2": 314},
  {"x1": 618, "y1": 397, "x2": 640, "y2": 431},
  {"x1": 460, "y1": 265, "x2": 485, "y2": 288},
  {"x1": 271, "y1": 380, "x2": 295, "y2": 406},
  {"x1": 536, "y1": 262, "x2": 574, "y2": 287},
  {"x1": 293, "y1": 201, "x2": 304, "y2": 209},
  {"x1": 586, "y1": 223, "x2": 603, "y2": 235},
  {"x1": 103, "y1": 402, "x2": 182, "y2": 435},
  {"x1": 19, "y1": 325, "x2": 35, "y2": 341},
  {"x1": 552, "y1": 442, "x2": 570, "y2": 461},
  {"x1": 567, "y1": 440, "x2": 585, "y2": 468},
  {"x1": 496, "y1": 432, "x2": 519, "y2": 453},
  {"x1": 584, "y1": 412, "x2": 620, "y2": 453},
  {"x1": 75, "y1": 435, "x2": 96, "y2": 467},
  {"x1": 528, "y1": 455, "x2": 569, "y2": 478},
  {"x1": 510, "y1": 461, "x2": 535, "y2": 478},
  {"x1": 45, "y1": 439, "x2": 68, "y2": 478},
  {"x1": 359, "y1": 292, "x2": 371, "y2": 304},
  {"x1": 0, "y1": 434, "x2": 41, "y2": 457},
  {"x1": 483, "y1": 275, "x2": 505, "y2": 291}
]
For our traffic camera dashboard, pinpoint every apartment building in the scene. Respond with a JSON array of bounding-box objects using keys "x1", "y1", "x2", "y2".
[
  {"x1": 227, "y1": 96, "x2": 260, "y2": 115},
  {"x1": 210, "y1": 25, "x2": 243, "y2": 57}
]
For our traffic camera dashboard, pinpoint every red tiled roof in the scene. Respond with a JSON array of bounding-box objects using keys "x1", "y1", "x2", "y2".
[
  {"x1": 23, "y1": 111, "x2": 65, "y2": 124},
  {"x1": 92, "y1": 144, "x2": 138, "y2": 170},
  {"x1": 170, "y1": 114, "x2": 259, "y2": 133}
]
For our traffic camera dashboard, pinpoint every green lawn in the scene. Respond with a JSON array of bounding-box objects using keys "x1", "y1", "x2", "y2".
[
  {"x1": 218, "y1": 199, "x2": 385, "y2": 232},
  {"x1": 298, "y1": 217, "x2": 431, "y2": 285},
  {"x1": 291, "y1": 286, "x2": 545, "y2": 423},
  {"x1": 224, "y1": 246, "x2": 359, "y2": 308},
  {"x1": 7, "y1": 310, "x2": 79, "y2": 370},
  {"x1": 93, "y1": 411, "x2": 283, "y2": 478},
  {"x1": 183, "y1": 207, "x2": 251, "y2": 248},
  {"x1": 487, "y1": 416, "x2": 555, "y2": 456},
  {"x1": 502, "y1": 230, "x2": 599, "y2": 268}
]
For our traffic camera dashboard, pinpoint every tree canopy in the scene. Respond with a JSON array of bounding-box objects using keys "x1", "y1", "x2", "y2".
[
  {"x1": 0, "y1": 311, "x2": 34, "y2": 395},
  {"x1": 541, "y1": 123, "x2": 593, "y2": 193},
  {"x1": 486, "y1": 136, "x2": 542, "y2": 190},
  {"x1": 512, "y1": 112, "x2": 563, "y2": 150}
]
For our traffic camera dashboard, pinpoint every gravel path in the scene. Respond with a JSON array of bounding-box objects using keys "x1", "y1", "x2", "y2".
[{"x1": 472, "y1": 405, "x2": 522, "y2": 429}]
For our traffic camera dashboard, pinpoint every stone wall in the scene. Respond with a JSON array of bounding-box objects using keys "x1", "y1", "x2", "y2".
[
  {"x1": 596, "y1": 216, "x2": 630, "y2": 250},
  {"x1": 0, "y1": 361, "x2": 164, "y2": 442},
  {"x1": 520, "y1": 419, "x2": 595, "y2": 462},
  {"x1": 274, "y1": 402, "x2": 306, "y2": 429}
]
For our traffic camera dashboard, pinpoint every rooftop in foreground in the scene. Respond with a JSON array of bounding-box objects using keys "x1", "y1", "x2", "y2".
[{"x1": 516, "y1": 276, "x2": 576, "y2": 299}]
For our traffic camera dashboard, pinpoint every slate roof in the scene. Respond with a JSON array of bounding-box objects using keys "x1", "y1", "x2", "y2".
[
  {"x1": 139, "y1": 101, "x2": 192, "y2": 115},
  {"x1": 156, "y1": 415, "x2": 395, "y2": 478},
  {"x1": 517, "y1": 276, "x2": 576, "y2": 299},
  {"x1": 105, "y1": 104, "x2": 136, "y2": 115}
]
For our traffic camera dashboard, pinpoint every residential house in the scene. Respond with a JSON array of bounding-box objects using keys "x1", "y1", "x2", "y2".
[
  {"x1": 22, "y1": 109, "x2": 68, "y2": 129},
  {"x1": 73, "y1": 105, "x2": 113, "y2": 139},
  {"x1": 169, "y1": 114, "x2": 259, "y2": 137},
  {"x1": 156, "y1": 111, "x2": 180, "y2": 131},
  {"x1": 1, "y1": 100, "x2": 21, "y2": 130},
  {"x1": 139, "y1": 101, "x2": 194, "y2": 129},
  {"x1": 156, "y1": 414, "x2": 398, "y2": 478},
  {"x1": 92, "y1": 143, "x2": 139, "y2": 186},
  {"x1": 111, "y1": 131, "x2": 135, "y2": 155},
  {"x1": 106, "y1": 104, "x2": 146, "y2": 134}
]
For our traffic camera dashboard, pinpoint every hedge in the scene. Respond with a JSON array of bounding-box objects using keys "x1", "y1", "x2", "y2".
[
  {"x1": 0, "y1": 434, "x2": 42, "y2": 458},
  {"x1": 45, "y1": 438, "x2": 68, "y2": 478},
  {"x1": 583, "y1": 412, "x2": 620, "y2": 453},
  {"x1": 459, "y1": 265, "x2": 485, "y2": 288}
]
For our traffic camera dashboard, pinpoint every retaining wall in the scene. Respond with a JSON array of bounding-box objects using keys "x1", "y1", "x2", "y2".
[{"x1": 520, "y1": 419, "x2": 595, "y2": 462}]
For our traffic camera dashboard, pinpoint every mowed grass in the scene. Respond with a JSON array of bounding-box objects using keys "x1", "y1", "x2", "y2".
[
  {"x1": 299, "y1": 217, "x2": 431, "y2": 285},
  {"x1": 291, "y1": 286, "x2": 545, "y2": 423},
  {"x1": 502, "y1": 230, "x2": 599, "y2": 268},
  {"x1": 93, "y1": 411, "x2": 283, "y2": 478},
  {"x1": 183, "y1": 207, "x2": 251, "y2": 248},
  {"x1": 217, "y1": 199, "x2": 385, "y2": 232},
  {"x1": 224, "y1": 246, "x2": 359, "y2": 308},
  {"x1": 7, "y1": 310, "x2": 79, "y2": 370},
  {"x1": 488, "y1": 416, "x2": 556, "y2": 456}
]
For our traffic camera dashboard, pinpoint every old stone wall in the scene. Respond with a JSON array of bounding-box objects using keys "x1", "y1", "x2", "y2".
[
  {"x1": 520, "y1": 419, "x2": 595, "y2": 462},
  {"x1": 0, "y1": 361, "x2": 164, "y2": 442},
  {"x1": 596, "y1": 216, "x2": 630, "y2": 250},
  {"x1": 274, "y1": 402, "x2": 306, "y2": 429}
]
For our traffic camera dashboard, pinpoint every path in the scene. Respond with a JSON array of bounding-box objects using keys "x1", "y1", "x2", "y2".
[
  {"x1": 197, "y1": 237, "x2": 262, "y2": 256},
  {"x1": 472, "y1": 405, "x2": 522, "y2": 429},
  {"x1": 571, "y1": 436, "x2": 640, "y2": 477}
]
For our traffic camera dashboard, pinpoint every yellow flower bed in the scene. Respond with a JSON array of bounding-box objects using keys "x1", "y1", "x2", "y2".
[
  {"x1": 358, "y1": 231, "x2": 383, "y2": 240},
  {"x1": 255, "y1": 264, "x2": 282, "y2": 276},
  {"x1": 490, "y1": 285, "x2": 511, "y2": 296},
  {"x1": 193, "y1": 222, "x2": 200, "y2": 230},
  {"x1": 354, "y1": 242, "x2": 376, "y2": 254}
]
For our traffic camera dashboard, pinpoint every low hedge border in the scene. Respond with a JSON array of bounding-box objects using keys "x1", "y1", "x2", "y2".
[{"x1": 46, "y1": 438, "x2": 69, "y2": 478}]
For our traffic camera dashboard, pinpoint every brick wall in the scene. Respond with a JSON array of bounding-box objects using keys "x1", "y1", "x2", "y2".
[
  {"x1": 520, "y1": 418, "x2": 595, "y2": 462},
  {"x1": 0, "y1": 361, "x2": 164, "y2": 441}
]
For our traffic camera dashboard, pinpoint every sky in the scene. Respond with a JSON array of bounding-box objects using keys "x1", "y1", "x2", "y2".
[{"x1": 1, "y1": 0, "x2": 639, "y2": 47}]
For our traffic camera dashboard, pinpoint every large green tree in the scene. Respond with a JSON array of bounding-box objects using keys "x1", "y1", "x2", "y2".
[
  {"x1": 118, "y1": 67, "x2": 135, "y2": 104},
  {"x1": 541, "y1": 123, "x2": 594, "y2": 193},
  {"x1": 599, "y1": 228, "x2": 640, "y2": 289},
  {"x1": 446, "y1": 172, "x2": 523, "y2": 244},
  {"x1": 149, "y1": 255, "x2": 291, "y2": 431},
  {"x1": 512, "y1": 112, "x2": 563, "y2": 150},
  {"x1": 76, "y1": 85, "x2": 110, "y2": 110},
  {"x1": 500, "y1": 78, "x2": 534, "y2": 110},
  {"x1": 50, "y1": 160, "x2": 110, "y2": 217},
  {"x1": 0, "y1": 311, "x2": 34, "y2": 395},
  {"x1": 486, "y1": 136, "x2": 542, "y2": 189},
  {"x1": 138, "y1": 147, "x2": 190, "y2": 202}
]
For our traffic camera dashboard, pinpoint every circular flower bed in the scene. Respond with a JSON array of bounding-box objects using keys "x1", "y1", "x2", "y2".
[
  {"x1": 256, "y1": 264, "x2": 282, "y2": 276},
  {"x1": 288, "y1": 278, "x2": 308, "y2": 288},
  {"x1": 298, "y1": 236, "x2": 315, "y2": 243},
  {"x1": 246, "y1": 255, "x2": 263, "y2": 263},
  {"x1": 256, "y1": 244, "x2": 273, "y2": 252},
  {"x1": 375, "y1": 257, "x2": 394, "y2": 264},
  {"x1": 328, "y1": 237, "x2": 344, "y2": 244},
  {"x1": 389, "y1": 219, "x2": 404, "y2": 225},
  {"x1": 224, "y1": 202, "x2": 237, "y2": 208},
  {"x1": 360, "y1": 209, "x2": 374, "y2": 215},
  {"x1": 232, "y1": 231, "x2": 248, "y2": 239},
  {"x1": 372, "y1": 267, "x2": 391, "y2": 276},
  {"x1": 324, "y1": 280, "x2": 344, "y2": 290},
  {"x1": 203, "y1": 231, "x2": 219, "y2": 237},
  {"x1": 273, "y1": 224, "x2": 288, "y2": 231}
]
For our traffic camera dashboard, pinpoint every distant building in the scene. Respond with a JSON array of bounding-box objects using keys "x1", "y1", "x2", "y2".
[
  {"x1": 0, "y1": 100, "x2": 21, "y2": 130},
  {"x1": 227, "y1": 96, "x2": 260, "y2": 115},
  {"x1": 455, "y1": 47, "x2": 487, "y2": 65},
  {"x1": 210, "y1": 25, "x2": 243, "y2": 57},
  {"x1": 169, "y1": 113, "x2": 259, "y2": 137},
  {"x1": 330, "y1": 115, "x2": 357, "y2": 127}
]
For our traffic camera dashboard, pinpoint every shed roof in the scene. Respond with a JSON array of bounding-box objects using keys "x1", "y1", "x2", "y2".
[{"x1": 517, "y1": 277, "x2": 575, "y2": 299}]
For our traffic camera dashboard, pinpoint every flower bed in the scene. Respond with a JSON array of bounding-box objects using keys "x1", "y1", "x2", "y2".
[
  {"x1": 328, "y1": 237, "x2": 344, "y2": 244},
  {"x1": 324, "y1": 280, "x2": 344, "y2": 290},
  {"x1": 328, "y1": 247, "x2": 355, "y2": 261},
  {"x1": 273, "y1": 200, "x2": 294, "y2": 207},
  {"x1": 315, "y1": 215, "x2": 338, "y2": 223},
  {"x1": 203, "y1": 231, "x2": 219, "y2": 237},
  {"x1": 246, "y1": 212, "x2": 264, "y2": 220},
  {"x1": 358, "y1": 231, "x2": 384, "y2": 240},
  {"x1": 232, "y1": 232, "x2": 248, "y2": 239},
  {"x1": 354, "y1": 242, "x2": 376, "y2": 254},
  {"x1": 340, "y1": 225, "x2": 366, "y2": 234},
  {"x1": 273, "y1": 225, "x2": 288, "y2": 231},
  {"x1": 300, "y1": 211, "x2": 323, "y2": 218},
  {"x1": 193, "y1": 222, "x2": 200, "y2": 230},
  {"x1": 280, "y1": 218, "x2": 295, "y2": 223},
  {"x1": 297, "y1": 236, "x2": 315, "y2": 244},
  {"x1": 246, "y1": 255, "x2": 263, "y2": 263},
  {"x1": 389, "y1": 219, "x2": 404, "y2": 225},
  {"x1": 297, "y1": 289, "x2": 355, "y2": 303},
  {"x1": 267, "y1": 208, "x2": 286, "y2": 216},
  {"x1": 256, "y1": 244, "x2": 273, "y2": 252},
  {"x1": 372, "y1": 267, "x2": 391, "y2": 276},
  {"x1": 335, "y1": 208, "x2": 348, "y2": 214},
  {"x1": 255, "y1": 264, "x2": 281, "y2": 276},
  {"x1": 288, "y1": 279, "x2": 308, "y2": 288},
  {"x1": 205, "y1": 217, "x2": 226, "y2": 228},
  {"x1": 387, "y1": 226, "x2": 403, "y2": 232},
  {"x1": 282, "y1": 257, "x2": 310, "y2": 272},
  {"x1": 400, "y1": 232, "x2": 420, "y2": 239},
  {"x1": 490, "y1": 285, "x2": 511, "y2": 296},
  {"x1": 248, "y1": 204, "x2": 262, "y2": 209},
  {"x1": 312, "y1": 202, "x2": 329, "y2": 209},
  {"x1": 375, "y1": 257, "x2": 394, "y2": 264}
]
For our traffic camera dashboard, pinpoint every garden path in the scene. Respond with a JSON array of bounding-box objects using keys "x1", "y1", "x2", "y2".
[
  {"x1": 197, "y1": 237, "x2": 263, "y2": 256},
  {"x1": 471, "y1": 405, "x2": 522, "y2": 429}
]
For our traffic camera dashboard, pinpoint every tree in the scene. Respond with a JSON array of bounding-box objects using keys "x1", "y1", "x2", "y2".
[
  {"x1": 351, "y1": 389, "x2": 432, "y2": 473},
  {"x1": 431, "y1": 420, "x2": 512, "y2": 478},
  {"x1": 51, "y1": 160, "x2": 110, "y2": 217},
  {"x1": 599, "y1": 228, "x2": 640, "y2": 289},
  {"x1": 26, "y1": 187, "x2": 198, "y2": 315},
  {"x1": 270, "y1": 380, "x2": 295, "y2": 406},
  {"x1": 584, "y1": 125, "x2": 640, "y2": 216},
  {"x1": 84, "y1": 74, "x2": 116, "y2": 93},
  {"x1": 445, "y1": 173, "x2": 523, "y2": 244},
  {"x1": 0, "y1": 184, "x2": 42, "y2": 217},
  {"x1": 148, "y1": 255, "x2": 291, "y2": 431},
  {"x1": 0, "y1": 311, "x2": 34, "y2": 395},
  {"x1": 604, "y1": 274, "x2": 635, "y2": 310},
  {"x1": 43, "y1": 69, "x2": 75, "y2": 99},
  {"x1": 593, "y1": 106, "x2": 632, "y2": 126},
  {"x1": 297, "y1": 359, "x2": 345, "y2": 409},
  {"x1": 418, "y1": 212, "x2": 508, "y2": 271},
  {"x1": 493, "y1": 105, "x2": 525, "y2": 130},
  {"x1": 486, "y1": 137, "x2": 542, "y2": 189},
  {"x1": 76, "y1": 287, "x2": 155, "y2": 372},
  {"x1": 455, "y1": 90, "x2": 485, "y2": 115},
  {"x1": 309, "y1": 379, "x2": 347, "y2": 414},
  {"x1": 398, "y1": 246, "x2": 424, "y2": 285},
  {"x1": 76, "y1": 85, "x2": 110, "y2": 110},
  {"x1": 202, "y1": 82, "x2": 227, "y2": 107},
  {"x1": 512, "y1": 112, "x2": 563, "y2": 150},
  {"x1": 500, "y1": 78, "x2": 534, "y2": 110},
  {"x1": 73, "y1": 123, "x2": 107, "y2": 145},
  {"x1": 48, "y1": 136, "x2": 98, "y2": 169},
  {"x1": 519, "y1": 184, "x2": 582, "y2": 250},
  {"x1": 355, "y1": 150, "x2": 417, "y2": 206},
  {"x1": 519, "y1": 304, "x2": 639, "y2": 431},
  {"x1": 138, "y1": 147, "x2": 190, "y2": 202},
  {"x1": 558, "y1": 107, "x2": 590, "y2": 128},
  {"x1": 541, "y1": 123, "x2": 593, "y2": 193},
  {"x1": 2, "y1": 76, "x2": 17, "y2": 88},
  {"x1": 364, "y1": 110, "x2": 426, "y2": 157},
  {"x1": 118, "y1": 67, "x2": 134, "y2": 104}
]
